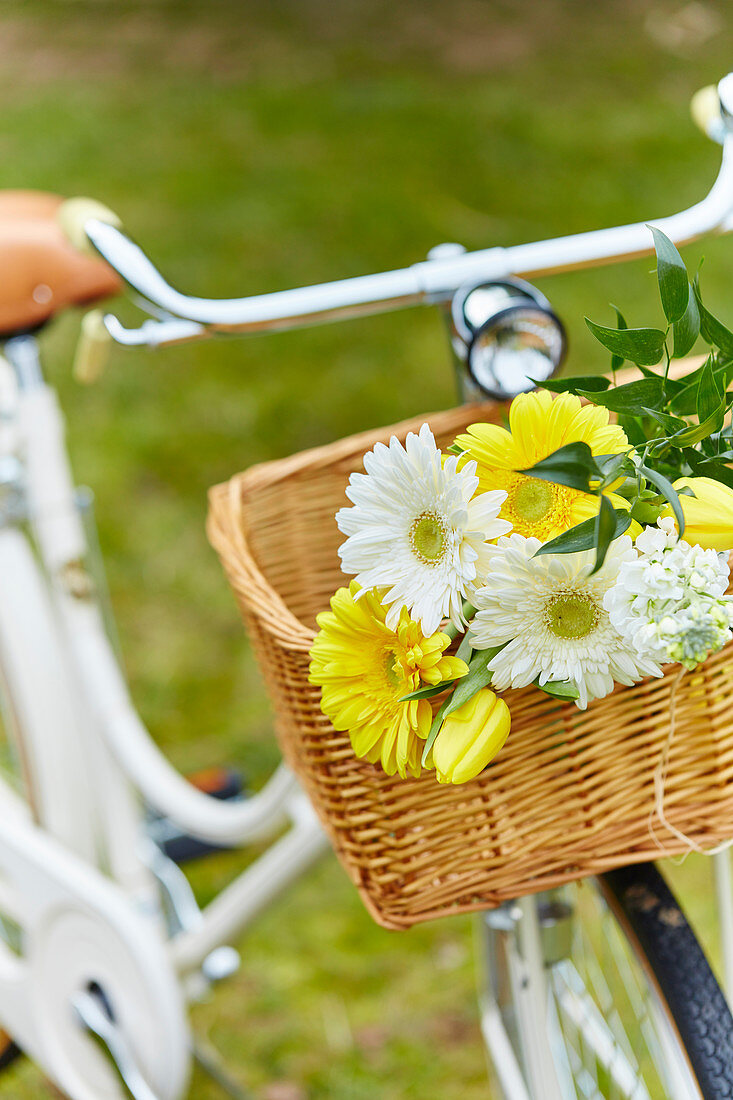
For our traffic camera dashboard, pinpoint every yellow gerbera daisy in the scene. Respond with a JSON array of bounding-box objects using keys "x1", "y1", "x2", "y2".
[
  {"x1": 453, "y1": 390, "x2": 631, "y2": 543},
  {"x1": 662, "y1": 477, "x2": 733, "y2": 551},
  {"x1": 309, "y1": 581, "x2": 468, "y2": 779}
]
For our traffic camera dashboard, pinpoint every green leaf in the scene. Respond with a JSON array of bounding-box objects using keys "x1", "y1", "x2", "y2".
[
  {"x1": 539, "y1": 375, "x2": 612, "y2": 395},
  {"x1": 668, "y1": 405, "x2": 727, "y2": 446},
  {"x1": 699, "y1": 307, "x2": 733, "y2": 358},
  {"x1": 717, "y1": 357, "x2": 733, "y2": 389},
  {"x1": 585, "y1": 319, "x2": 666, "y2": 366},
  {"x1": 639, "y1": 464, "x2": 684, "y2": 536},
  {"x1": 683, "y1": 449, "x2": 733, "y2": 490},
  {"x1": 649, "y1": 225, "x2": 688, "y2": 324},
  {"x1": 534, "y1": 508, "x2": 632, "y2": 556},
  {"x1": 577, "y1": 376, "x2": 665, "y2": 413},
  {"x1": 421, "y1": 697, "x2": 452, "y2": 767},
  {"x1": 618, "y1": 413, "x2": 648, "y2": 447},
  {"x1": 696, "y1": 359, "x2": 723, "y2": 426},
  {"x1": 419, "y1": 647, "x2": 504, "y2": 766},
  {"x1": 400, "y1": 680, "x2": 457, "y2": 702},
  {"x1": 536, "y1": 679, "x2": 580, "y2": 700},
  {"x1": 612, "y1": 305, "x2": 628, "y2": 328},
  {"x1": 519, "y1": 441, "x2": 602, "y2": 494},
  {"x1": 591, "y1": 495, "x2": 618, "y2": 574},
  {"x1": 699, "y1": 464, "x2": 733, "y2": 489},
  {"x1": 595, "y1": 450, "x2": 630, "y2": 471},
  {"x1": 595, "y1": 451, "x2": 631, "y2": 487},
  {"x1": 610, "y1": 304, "x2": 628, "y2": 371},
  {"x1": 446, "y1": 648, "x2": 496, "y2": 710},
  {"x1": 669, "y1": 365, "x2": 709, "y2": 415},
  {"x1": 455, "y1": 632, "x2": 473, "y2": 664},
  {"x1": 693, "y1": 281, "x2": 733, "y2": 358},
  {"x1": 640, "y1": 407, "x2": 687, "y2": 433},
  {"x1": 672, "y1": 283, "x2": 700, "y2": 358},
  {"x1": 667, "y1": 356, "x2": 726, "y2": 417},
  {"x1": 630, "y1": 496, "x2": 664, "y2": 526}
]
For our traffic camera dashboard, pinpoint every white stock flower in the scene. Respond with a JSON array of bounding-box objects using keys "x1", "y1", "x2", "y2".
[
  {"x1": 604, "y1": 516, "x2": 733, "y2": 671},
  {"x1": 336, "y1": 423, "x2": 511, "y2": 636},
  {"x1": 469, "y1": 533, "x2": 662, "y2": 710}
]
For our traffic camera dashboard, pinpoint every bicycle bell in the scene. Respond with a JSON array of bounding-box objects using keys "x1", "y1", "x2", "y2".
[{"x1": 450, "y1": 277, "x2": 567, "y2": 400}]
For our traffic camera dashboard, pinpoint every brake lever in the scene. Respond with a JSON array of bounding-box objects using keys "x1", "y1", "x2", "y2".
[{"x1": 103, "y1": 314, "x2": 205, "y2": 347}]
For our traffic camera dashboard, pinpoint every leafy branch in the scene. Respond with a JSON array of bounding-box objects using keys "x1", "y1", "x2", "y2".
[{"x1": 525, "y1": 226, "x2": 733, "y2": 567}]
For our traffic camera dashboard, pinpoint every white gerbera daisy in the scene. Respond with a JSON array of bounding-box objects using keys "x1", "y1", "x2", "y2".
[
  {"x1": 469, "y1": 533, "x2": 663, "y2": 709},
  {"x1": 336, "y1": 423, "x2": 511, "y2": 636}
]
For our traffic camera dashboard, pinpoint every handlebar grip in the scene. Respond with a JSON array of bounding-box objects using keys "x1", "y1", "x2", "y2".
[
  {"x1": 57, "y1": 196, "x2": 122, "y2": 257},
  {"x1": 691, "y1": 84, "x2": 722, "y2": 140}
]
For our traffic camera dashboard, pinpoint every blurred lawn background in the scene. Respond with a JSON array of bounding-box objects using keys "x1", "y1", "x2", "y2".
[{"x1": 3, "y1": 0, "x2": 733, "y2": 1096}]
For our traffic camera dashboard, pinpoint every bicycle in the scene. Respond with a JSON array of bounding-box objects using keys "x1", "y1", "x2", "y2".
[{"x1": 2, "y1": 73, "x2": 733, "y2": 1100}]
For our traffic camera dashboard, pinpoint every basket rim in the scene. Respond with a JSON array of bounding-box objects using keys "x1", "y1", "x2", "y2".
[
  {"x1": 206, "y1": 400, "x2": 499, "y2": 651},
  {"x1": 207, "y1": 478, "x2": 315, "y2": 650}
]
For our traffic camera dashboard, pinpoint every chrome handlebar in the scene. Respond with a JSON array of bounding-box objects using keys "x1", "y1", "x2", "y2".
[{"x1": 90, "y1": 75, "x2": 733, "y2": 350}]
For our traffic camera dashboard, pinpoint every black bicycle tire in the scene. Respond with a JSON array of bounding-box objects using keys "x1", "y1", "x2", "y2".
[{"x1": 599, "y1": 861, "x2": 733, "y2": 1099}]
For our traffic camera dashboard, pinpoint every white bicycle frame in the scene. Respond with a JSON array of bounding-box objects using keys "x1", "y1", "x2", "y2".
[
  {"x1": 2, "y1": 74, "x2": 733, "y2": 1100},
  {"x1": 0, "y1": 337, "x2": 329, "y2": 1098}
]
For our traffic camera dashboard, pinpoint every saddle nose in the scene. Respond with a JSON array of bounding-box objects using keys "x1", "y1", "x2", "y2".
[{"x1": 0, "y1": 190, "x2": 121, "y2": 338}]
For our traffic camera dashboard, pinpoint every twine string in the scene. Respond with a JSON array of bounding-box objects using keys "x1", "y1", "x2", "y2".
[{"x1": 649, "y1": 665, "x2": 733, "y2": 860}]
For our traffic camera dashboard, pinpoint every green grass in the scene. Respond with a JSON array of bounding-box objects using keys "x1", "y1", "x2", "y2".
[{"x1": 2, "y1": 0, "x2": 733, "y2": 1095}]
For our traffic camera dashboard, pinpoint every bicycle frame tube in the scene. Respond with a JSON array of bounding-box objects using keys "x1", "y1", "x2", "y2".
[
  {"x1": 11, "y1": 346, "x2": 321, "y2": 855},
  {"x1": 170, "y1": 790, "x2": 327, "y2": 974},
  {"x1": 91, "y1": 136, "x2": 733, "y2": 347},
  {"x1": 7, "y1": 338, "x2": 329, "y2": 975},
  {"x1": 0, "y1": 529, "x2": 98, "y2": 861},
  {"x1": 8, "y1": 343, "x2": 156, "y2": 901}
]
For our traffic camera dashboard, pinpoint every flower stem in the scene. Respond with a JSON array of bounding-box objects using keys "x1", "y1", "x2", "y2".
[{"x1": 444, "y1": 601, "x2": 476, "y2": 640}]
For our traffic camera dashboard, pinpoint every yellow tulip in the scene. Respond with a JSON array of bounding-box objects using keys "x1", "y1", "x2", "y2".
[
  {"x1": 430, "y1": 689, "x2": 510, "y2": 785},
  {"x1": 662, "y1": 477, "x2": 733, "y2": 551}
]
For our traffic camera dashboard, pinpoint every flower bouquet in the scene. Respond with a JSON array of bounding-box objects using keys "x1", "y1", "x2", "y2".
[
  {"x1": 310, "y1": 228, "x2": 733, "y2": 793},
  {"x1": 209, "y1": 226, "x2": 733, "y2": 927}
]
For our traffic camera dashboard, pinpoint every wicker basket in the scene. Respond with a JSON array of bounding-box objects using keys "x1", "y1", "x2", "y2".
[{"x1": 207, "y1": 402, "x2": 733, "y2": 930}]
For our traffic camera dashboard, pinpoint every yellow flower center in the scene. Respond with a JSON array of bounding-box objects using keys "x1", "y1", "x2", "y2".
[
  {"x1": 383, "y1": 649, "x2": 400, "y2": 688},
  {"x1": 378, "y1": 624, "x2": 431, "y2": 699},
  {"x1": 410, "y1": 510, "x2": 447, "y2": 564},
  {"x1": 499, "y1": 472, "x2": 577, "y2": 540},
  {"x1": 545, "y1": 593, "x2": 599, "y2": 640},
  {"x1": 512, "y1": 477, "x2": 554, "y2": 523}
]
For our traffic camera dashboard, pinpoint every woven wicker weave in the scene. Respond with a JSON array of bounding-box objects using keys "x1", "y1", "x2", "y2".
[{"x1": 207, "y1": 401, "x2": 733, "y2": 930}]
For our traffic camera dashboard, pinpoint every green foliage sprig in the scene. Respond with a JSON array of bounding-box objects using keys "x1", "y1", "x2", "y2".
[{"x1": 522, "y1": 227, "x2": 733, "y2": 571}]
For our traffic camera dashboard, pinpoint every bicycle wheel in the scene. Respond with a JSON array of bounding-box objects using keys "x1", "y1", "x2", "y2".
[
  {"x1": 597, "y1": 863, "x2": 733, "y2": 1099},
  {"x1": 480, "y1": 862, "x2": 733, "y2": 1099}
]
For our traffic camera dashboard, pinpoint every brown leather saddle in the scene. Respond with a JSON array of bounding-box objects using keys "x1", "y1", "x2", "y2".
[{"x1": 0, "y1": 190, "x2": 120, "y2": 337}]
